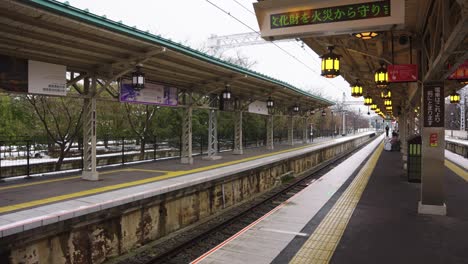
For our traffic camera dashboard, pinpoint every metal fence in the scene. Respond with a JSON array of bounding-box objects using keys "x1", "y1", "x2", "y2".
[
  {"x1": 0, "y1": 127, "x2": 369, "y2": 179},
  {"x1": 0, "y1": 134, "x2": 286, "y2": 179}
]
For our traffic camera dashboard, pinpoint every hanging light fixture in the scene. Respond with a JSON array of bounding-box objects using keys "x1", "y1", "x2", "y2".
[
  {"x1": 132, "y1": 66, "x2": 145, "y2": 91},
  {"x1": 450, "y1": 91, "x2": 461, "y2": 104},
  {"x1": 380, "y1": 89, "x2": 391, "y2": 99},
  {"x1": 266, "y1": 96, "x2": 274, "y2": 108},
  {"x1": 222, "y1": 84, "x2": 231, "y2": 100},
  {"x1": 310, "y1": 109, "x2": 316, "y2": 115},
  {"x1": 370, "y1": 104, "x2": 377, "y2": 111},
  {"x1": 386, "y1": 106, "x2": 393, "y2": 111},
  {"x1": 364, "y1": 95, "x2": 373, "y2": 106},
  {"x1": 351, "y1": 79, "x2": 363, "y2": 97},
  {"x1": 353, "y1": 32, "x2": 379, "y2": 40},
  {"x1": 320, "y1": 46, "x2": 340, "y2": 78},
  {"x1": 293, "y1": 104, "x2": 299, "y2": 113},
  {"x1": 374, "y1": 63, "x2": 388, "y2": 88},
  {"x1": 384, "y1": 99, "x2": 392, "y2": 106},
  {"x1": 321, "y1": 109, "x2": 326, "y2": 116}
]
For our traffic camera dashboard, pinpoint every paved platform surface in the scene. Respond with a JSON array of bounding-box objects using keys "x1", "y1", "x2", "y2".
[
  {"x1": 193, "y1": 136, "x2": 468, "y2": 264},
  {"x1": 331, "y1": 148, "x2": 468, "y2": 264}
]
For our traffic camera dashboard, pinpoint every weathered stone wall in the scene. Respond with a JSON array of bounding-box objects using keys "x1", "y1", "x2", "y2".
[{"x1": 1, "y1": 133, "x2": 374, "y2": 264}]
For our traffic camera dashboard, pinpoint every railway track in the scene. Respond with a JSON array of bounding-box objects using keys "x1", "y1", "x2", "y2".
[{"x1": 111, "y1": 136, "x2": 377, "y2": 264}]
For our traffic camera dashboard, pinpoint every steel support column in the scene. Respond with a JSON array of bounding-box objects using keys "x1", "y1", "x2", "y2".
[
  {"x1": 342, "y1": 111, "x2": 346, "y2": 136},
  {"x1": 203, "y1": 109, "x2": 222, "y2": 160},
  {"x1": 180, "y1": 104, "x2": 193, "y2": 164},
  {"x1": 233, "y1": 111, "x2": 243, "y2": 155},
  {"x1": 287, "y1": 115, "x2": 294, "y2": 146},
  {"x1": 400, "y1": 106, "x2": 408, "y2": 171},
  {"x1": 82, "y1": 77, "x2": 99, "y2": 181},
  {"x1": 302, "y1": 117, "x2": 308, "y2": 144},
  {"x1": 266, "y1": 115, "x2": 274, "y2": 150}
]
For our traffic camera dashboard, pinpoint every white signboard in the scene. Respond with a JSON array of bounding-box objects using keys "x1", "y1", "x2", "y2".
[
  {"x1": 248, "y1": 100, "x2": 269, "y2": 115},
  {"x1": 28, "y1": 60, "x2": 67, "y2": 96}
]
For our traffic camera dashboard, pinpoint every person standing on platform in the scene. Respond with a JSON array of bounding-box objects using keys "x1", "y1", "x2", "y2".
[{"x1": 385, "y1": 125, "x2": 389, "y2": 137}]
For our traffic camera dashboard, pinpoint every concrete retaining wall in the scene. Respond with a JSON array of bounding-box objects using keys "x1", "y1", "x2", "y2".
[{"x1": 0, "y1": 133, "x2": 375, "y2": 264}]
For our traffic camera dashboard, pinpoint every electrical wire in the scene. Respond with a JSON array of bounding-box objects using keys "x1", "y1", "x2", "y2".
[{"x1": 207, "y1": 0, "x2": 345, "y2": 93}]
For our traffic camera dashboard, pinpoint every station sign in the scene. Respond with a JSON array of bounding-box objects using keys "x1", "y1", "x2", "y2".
[
  {"x1": 0, "y1": 55, "x2": 67, "y2": 96},
  {"x1": 248, "y1": 100, "x2": 268, "y2": 115},
  {"x1": 388, "y1": 64, "x2": 418, "y2": 82},
  {"x1": 423, "y1": 83, "x2": 444, "y2": 127},
  {"x1": 253, "y1": 0, "x2": 405, "y2": 40}
]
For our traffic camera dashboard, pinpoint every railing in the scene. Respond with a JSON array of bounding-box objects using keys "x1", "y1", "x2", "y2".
[{"x1": 0, "y1": 129, "x2": 368, "y2": 179}]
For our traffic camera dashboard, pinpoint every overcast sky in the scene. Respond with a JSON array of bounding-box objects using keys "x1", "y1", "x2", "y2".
[{"x1": 69, "y1": 0, "x2": 367, "y2": 112}]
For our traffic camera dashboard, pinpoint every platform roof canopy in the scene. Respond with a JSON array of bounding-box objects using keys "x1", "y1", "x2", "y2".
[
  {"x1": 0, "y1": 0, "x2": 333, "y2": 112},
  {"x1": 254, "y1": 0, "x2": 468, "y2": 117}
]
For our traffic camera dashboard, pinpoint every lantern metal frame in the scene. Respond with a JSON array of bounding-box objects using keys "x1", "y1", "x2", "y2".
[
  {"x1": 353, "y1": 32, "x2": 379, "y2": 40},
  {"x1": 266, "y1": 96, "x2": 274, "y2": 108},
  {"x1": 132, "y1": 66, "x2": 145, "y2": 91},
  {"x1": 364, "y1": 95, "x2": 373, "y2": 106},
  {"x1": 222, "y1": 85, "x2": 232, "y2": 100},
  {"x1": 320, "y1": 46, "x2": 340, "y2": 78},
  {"x1": 450, "y1": 91, "x2": 461, "y2": 104},
  {"x1": 375, "y1": 63, "x2": 388, "y2": 88},
  {"x1": 380, "y1": 89, "x2": 391, "y2": 99},
  {"x1": 351, "y1": 79, "x2": 363, "y2": 97},
  {"x1": 293, "y1": 105, "x2": 300, "y2": 113}
]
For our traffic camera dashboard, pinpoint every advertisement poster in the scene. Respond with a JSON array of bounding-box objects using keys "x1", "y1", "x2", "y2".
[
  {"x1": 28, "y1": 60, "x2": 67, "y2": 96},
  {"x1": 248, "y1": 100, "x2": 268, "y2": 115},
  {"x1": 120, "y1": 80, "x2": 178, "y2": 106}
]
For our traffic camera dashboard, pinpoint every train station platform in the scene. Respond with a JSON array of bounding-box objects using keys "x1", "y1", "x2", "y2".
[
  {"x1": 193, "y1": 135, "x2": 468, "y2": 264},
  {"x1": 0, "y1": 133, "x2": 373, "y2": 239}
]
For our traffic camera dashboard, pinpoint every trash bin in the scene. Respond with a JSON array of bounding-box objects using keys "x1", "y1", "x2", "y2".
[{"x1": 407, "y1": 135, "x2": 421, "y2": 183}]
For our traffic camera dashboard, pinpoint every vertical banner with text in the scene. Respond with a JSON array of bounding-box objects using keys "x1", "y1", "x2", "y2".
[{"x1": 423, "y1": 84, "x2": 444, "y2": 128}]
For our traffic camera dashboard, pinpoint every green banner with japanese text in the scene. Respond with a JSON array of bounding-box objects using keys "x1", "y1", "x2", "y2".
[{"x1": 270, "y1": 0, "x2": 390, "y2": 29}]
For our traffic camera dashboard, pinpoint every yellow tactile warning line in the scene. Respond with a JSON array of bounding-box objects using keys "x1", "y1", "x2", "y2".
[
  {"x1": 445, "y1": 159, "x2": 468, "y2": 181},
  {"x1": 0, "y1": 141, "x2": 330, "y2": 214},
  {"x1": 0, "y1": 169, "x2": 131, "y2": 191},
  {"x1": 289, "y1": 142, "x2": 384, "y2": 264}
]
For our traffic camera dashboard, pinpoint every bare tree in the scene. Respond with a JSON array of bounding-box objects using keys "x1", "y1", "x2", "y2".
[
  {"x1": 124, "y1": 103, "x2": 157, "y2": 158},
  {"x1": 27, "y1": 95, "x2": 83, "y2": 170}
]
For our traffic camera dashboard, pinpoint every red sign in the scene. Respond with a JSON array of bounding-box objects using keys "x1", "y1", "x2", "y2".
[
  {"x1": 448, "y1": 60, "x2": 468, "y2": 80},
  {"x1": 388, "y1": 64, "x2": 418, "y2": 82},
  {"x1": 429, "y1": 133, "x2": 438, "y2": 147}
]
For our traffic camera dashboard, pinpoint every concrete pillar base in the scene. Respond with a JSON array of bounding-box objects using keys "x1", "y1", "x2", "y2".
[
  {"x1": 82, "y1": 171, "x2": 99, "y2": 181},
  {"x1": 418, "y1": 202, "x2": 446, "y2": 216},
  {"x1": 181, "y1": 157, "x2": 194, "y2": 164},
  {"x1": 232, "y1": 150, "x2": 243, "y2": 155},
  {"x1": 202, "y1": 155, "x2": 222, "y2": 161}
]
